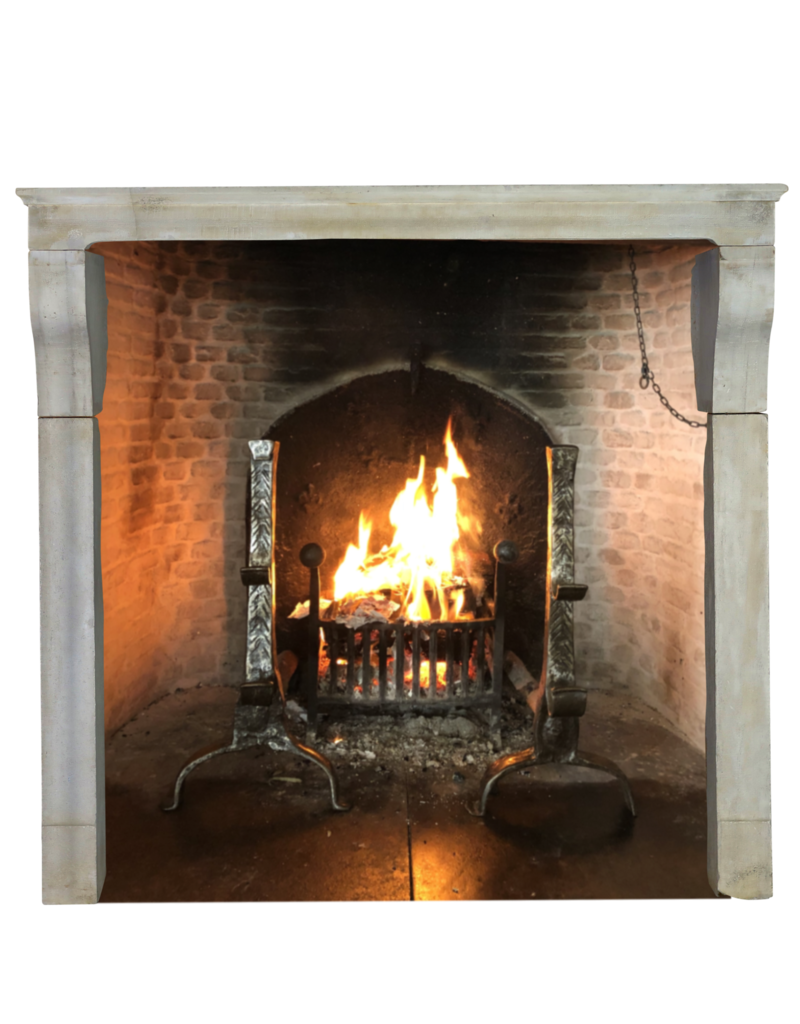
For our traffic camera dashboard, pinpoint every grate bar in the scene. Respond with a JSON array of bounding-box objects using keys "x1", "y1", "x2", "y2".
[
  {"x1": 328, "y1": 626, "x2": 338, "y2": 696},
  {"x1": 460, "y1": 628, "x2": 470, "y2": 696},
  {"x1": 428, "y1": 628, "x2": 438, "y2": 701},
  {"x1": 346, "y1": 628, "x2": 356, "y2": 696},
  {"x1": 411, "y1": 626, "x2": 421, "y2": 699},
  {"x1": 476, "y1": 623, "x2": 486, "y2": 695},
  {"x1": 445, "y1": 625, "x2": 455, "y2": 698},
  {"x1": 378, "y1": 625, "x2": 388, "y2": 701},
  {"x1": 361, "y1": 628, "x2": 372, "y2": 697},
  {"x1": 394, "y1": 622, "x2": 405, "y2": 700}
]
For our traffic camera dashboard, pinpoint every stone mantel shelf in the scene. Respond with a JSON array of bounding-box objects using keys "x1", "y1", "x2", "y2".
[
  {"x1": 15, "y1": 185, "x2": 790, "y2": 202},
  {"x1": 16, "y1": 184, "x2": 788, "y2": 251}
]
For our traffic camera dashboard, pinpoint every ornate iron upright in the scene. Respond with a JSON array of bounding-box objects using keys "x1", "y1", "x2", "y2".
[
  {"x1": 472, "y1": 445, "x2": 635, "y2": 817},
  {"x1": 163, "y1": 440, "x2": 349, "y2": 812}
]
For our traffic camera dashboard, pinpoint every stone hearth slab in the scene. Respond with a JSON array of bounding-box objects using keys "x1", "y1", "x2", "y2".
[{"x1": 101, "y1": 684, "x2": 710, "y2": 901}]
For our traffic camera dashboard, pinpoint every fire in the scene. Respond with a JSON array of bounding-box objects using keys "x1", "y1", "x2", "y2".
[
  {"x1": 412, "y1": 660, "x2": 448, "y2": 690},
  {"x1": 332, "y1": 419, "x2": 477, "y2": 622}
]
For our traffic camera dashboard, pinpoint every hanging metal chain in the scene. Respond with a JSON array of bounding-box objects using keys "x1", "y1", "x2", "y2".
[{"x1": 629, "y1": 245, "x2": 706, "y2": 429}]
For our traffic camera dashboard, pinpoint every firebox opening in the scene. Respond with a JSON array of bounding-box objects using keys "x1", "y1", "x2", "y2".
[{"x1": 90, "y1": 237, "x2": 708, "y2": 753}]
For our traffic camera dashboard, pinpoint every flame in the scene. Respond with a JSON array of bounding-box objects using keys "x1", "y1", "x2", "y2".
[
  {"x1": 332, "y1": 419, "x2": 476, "y2": 622},
  {"x1": 411, "y1": 661, "x2": 448, "y2": 690}
]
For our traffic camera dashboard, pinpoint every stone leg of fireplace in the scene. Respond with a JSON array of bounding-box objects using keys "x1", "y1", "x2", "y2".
[
  {"x1": 20, "y1": 186, "x2": 783, "y2": 902},
  {"x1": 693, "y1": 244, "x2": 774, "y2": 899},
  {"x1": 31, "y1": 251, "x2": 108, "y2": 903}
]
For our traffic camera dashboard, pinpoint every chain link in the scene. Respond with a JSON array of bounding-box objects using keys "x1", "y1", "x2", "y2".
[{"x1": 629, "y1": 245, "x2": 706, "y2": 429}]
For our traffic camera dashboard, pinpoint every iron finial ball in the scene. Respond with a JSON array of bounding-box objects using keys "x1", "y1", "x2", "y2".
[
  {"x1": 494, "y1": 539, "x2": 519, "y2": 564},
  {"x1": 300, "y1": 542, "x2": 326, "y2": 568}
]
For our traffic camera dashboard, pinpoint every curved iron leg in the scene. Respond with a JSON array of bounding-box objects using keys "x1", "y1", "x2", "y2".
[
  {"x1": 469, "y1": 747, "x2": 542, "y2": 817},
  {"x1": 282, "y1": 722, "x2": 350, "y2": 812},
  {"x1": 572, "y1": 750, "x2": 636, "y2": 816},
  {"x1": 162, "y1": 741, "x2": 239, "y2": 812}
]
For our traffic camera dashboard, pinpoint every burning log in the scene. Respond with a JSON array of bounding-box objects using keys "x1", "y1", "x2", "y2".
[{"x1": 327, "y1": 594, "x2": 401, "y2": 628}]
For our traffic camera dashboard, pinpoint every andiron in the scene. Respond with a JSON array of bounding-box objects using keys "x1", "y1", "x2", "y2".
[
  {"x1": 471, "y1": 446, "x2": 636, "y2": 818},
  {"x1": 163, "y1": 440, "x2": 349, "y2": 813}
]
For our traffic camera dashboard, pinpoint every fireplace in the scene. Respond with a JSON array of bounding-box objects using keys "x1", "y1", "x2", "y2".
[{"x1": 19, "y1": 185, "x2": 784, "y2": 902}]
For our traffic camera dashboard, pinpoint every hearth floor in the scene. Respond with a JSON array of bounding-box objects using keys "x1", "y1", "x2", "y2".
[{"x1": 101, "y1": 685, "x2": 714, "y2": 901}]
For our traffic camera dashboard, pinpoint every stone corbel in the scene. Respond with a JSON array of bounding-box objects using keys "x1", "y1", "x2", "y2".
[
  {"x1": 691, "y1": 245, "x2": 774, "y2": 413},
  {"x1": 29, "y1": 250, "x2": 108, "y2": 417}
]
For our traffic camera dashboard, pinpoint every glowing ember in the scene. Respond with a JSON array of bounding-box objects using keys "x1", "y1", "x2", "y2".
[
  {"x1": 412, "y1": 660, "x2": 448, "y2": 690},
  {"x1": 332, "y1": 419, "x2": 479, "y2": 622}
]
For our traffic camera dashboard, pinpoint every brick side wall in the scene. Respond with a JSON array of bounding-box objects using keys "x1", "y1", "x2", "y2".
[
  {"x1": 95, "y1": 242, "x2": 241, "y2": 733},
  {"x1": 95, "y1": 240, "x2": 709, "y2": 747},
  {"x1": 562, "y1": 246, "x2": 708, "y2": 747}
]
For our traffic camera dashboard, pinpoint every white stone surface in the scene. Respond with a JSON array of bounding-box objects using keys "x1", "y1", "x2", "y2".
[
  {"x1": 716, "y1": 820, "x2": 773, "y2": 900},
  {"x1": 704, "y1": 413, "x2": 771, "y2": 899},
  {"x1": 29, "y1": 250, "x2": 108, "y2": 416},
  {"x1": 691, "y1": 246, "x2": 775, "y2": 412},
  {"x1": 18, "y1": 184, "x2": 790, "y2": 204},
  {"x1": 16, "y1": 184, "x2": 788, "y2": 250},
  {"x1": 39, "y1": 417, "x2": 105, "y2": 904},
  {"x1": 42, "y1": 825, "x2": 105, "y2": 905}
]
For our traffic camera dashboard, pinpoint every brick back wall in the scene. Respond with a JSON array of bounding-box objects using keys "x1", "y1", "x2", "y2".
[{"x1": 94, "y1": 240, "x2": 709, "y2": 747}]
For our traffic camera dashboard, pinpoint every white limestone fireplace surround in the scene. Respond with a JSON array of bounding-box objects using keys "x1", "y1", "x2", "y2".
[{"x1": 17, "y1": 184, "x2": 785, "y2": 903}]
